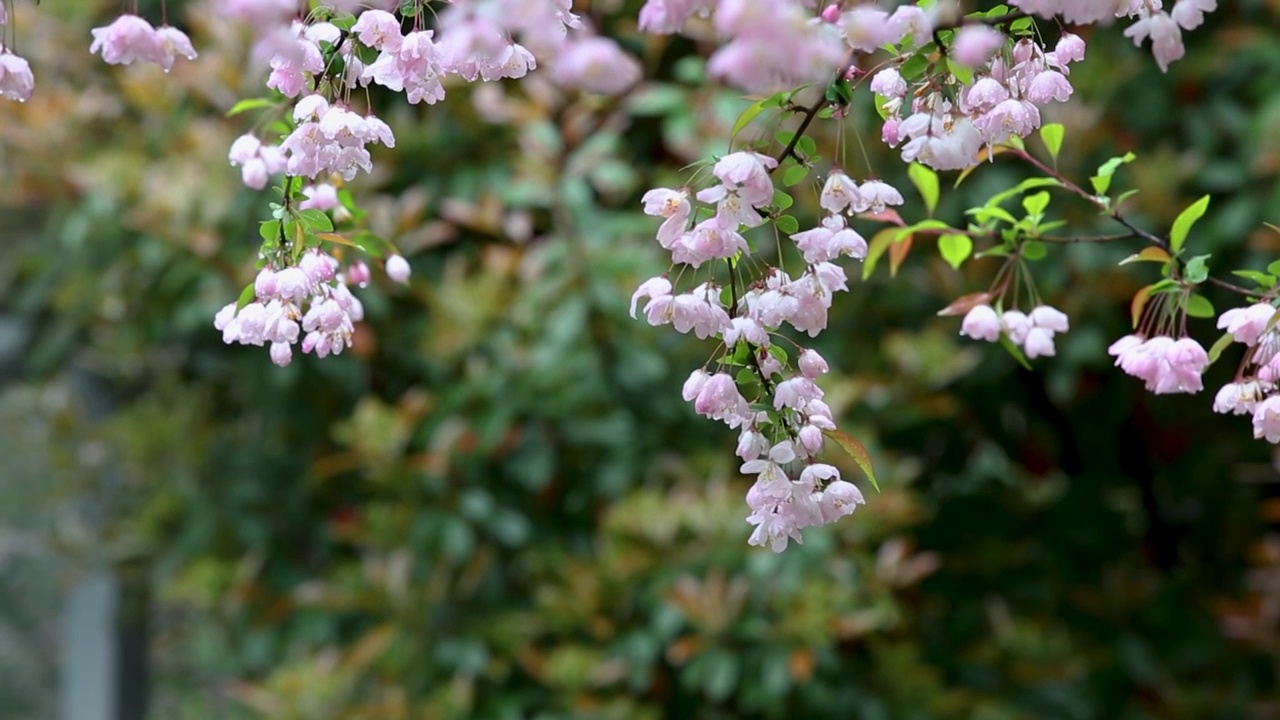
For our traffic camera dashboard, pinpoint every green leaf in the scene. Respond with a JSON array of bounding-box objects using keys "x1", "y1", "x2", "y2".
[
  {"x1": 297, "y1": 208, "x2": 334, "y2": 232},
  {"x1": 730, "y1": 94, "x2": 776, "y2": 140},
  {"x1": 1232, "y1": 269, "x2": 1276, "y2": 287},
  {"x1": 1021, "y1": 241, "x2": 1047, "y2": 261},
  {"x1": 1039, "y1": 123, "x2": 1064, "y2": 160},
  {"x1": 1183, "y1": 254, "x2": 1210, "y2": 284},
  {"x1": 767, "y1": 345, "x2": 788, "y2": 365},
  {"x1": 966, "y1": 206, "x2": 1019, "y2": 226},
  {"x1": 899, "y1": 50, "x2": 932, "y2": 80},
  {"x1": 1268, "y1": 259, "x2": 1280, "y2": 276},
  {"x1": 775, "y1": 215, "x2": 800, "y2": 234},
  {"x1": 1207, "y1": 331, "x2": 1234, "y2": 364},
  {"x1": 999, "y1": 334, "x2": 1033, "y2": 370},
  {"x1": 734, "y1": 367, "x2": 757, "y2": 387},
  {"x1": 938, "y1": 233, "x2": 972, "y2": 270},
  {"x1": 1185, "y1": 293, "x2": 1215, "y2": 318},
  {"x1": 1090, "y1": 152, "x2": 1136, "y2": 196},
  {"x1": 824, "y1": 76, "x2": 854, "y2": 106},
  {"x1": 1169, "y1": 195, "x2": 1210, "y2": 254},
  {"x1": 235, "y1": 282, "x2": 256, "y2": 311},
  {"x1": 259, "y1": 219, "x2": 281, "y2": 244},
  {"x1": 782, "y1": 164, "x2": 809, "y2": 187},
  {"x1": 984, "y1": 177, "x2": 1062, "y2": 209},
  {"x1": 908, "y1": 163, "x2": 940, "y2": 215},
  {"x1": 1022, "y1": 191, "x2": 1050, "y2": 217},
  {"x1": 946, "y1": 57, "x2": 974, "y2": 85},
  {"x1": 796, "y1": 136, "x2": 817, "y2": 157},
  {"x1": 821, "y1": 428, "x2": 879, "y2": 492},
  {"x1": 772, "y1": 188, "x2": 794, "y2": 211},
  {"x1": 226, "y1": 98, "x2": 277, "y2": 117},
  {"x1": 863, "y1": 228, "x2": 897, "y2": 280}
]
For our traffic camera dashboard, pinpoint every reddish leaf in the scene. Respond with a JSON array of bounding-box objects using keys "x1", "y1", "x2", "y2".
[
  {"x1": 822, "y1": 428, "x2": 879, "y2": 491},
  {"x1": 936, "y1": 291, "x2": 995, "y2": 317}
]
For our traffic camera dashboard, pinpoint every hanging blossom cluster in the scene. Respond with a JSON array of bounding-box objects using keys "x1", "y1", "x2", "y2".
[
  {"x1": 631, "y1": 153, "x2": 911, "y2": 551},
  {"x1": 1212, "y1": 304, "x2": 1280, "y2": 442},
  {"x1": 962, "y1": 304, "x2": 1071, "y2": 359},
  {"x1": 874, "y1": 30, "x2": 1085, "y2": 171},
  {"x1": 1009, "y1": 0, "x2": 1218, "y2": 72},
  {"x1": 214, "y1": 250, "x2": 368, "y2": 367}
]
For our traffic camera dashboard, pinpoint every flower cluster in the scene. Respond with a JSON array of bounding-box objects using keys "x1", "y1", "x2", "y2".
[
  {"x1": 214, "y1": 251, "x2": 366, "y2": 367},
  {"x1": 281, "y1": 95, "x2": 396, "y2": 181},
  {"x1": 89, "y1": 14, "x2": 197, "y2": 71},
  {"x1": 1108, "y1": 334, "x2": 1210, "y2": 394},
  {"x1": 876, "y1": 32, "x2": 1085, "y2": 170},
  {"x1": 632, "y1": 153, "x2": 907, "y2": 549},
  {"x1": 961, "y1": 304, "x2": 1070, "y2": 359},
  {"x1": 1210, "y1": 303, "x2": 1280, "y2": 441}
]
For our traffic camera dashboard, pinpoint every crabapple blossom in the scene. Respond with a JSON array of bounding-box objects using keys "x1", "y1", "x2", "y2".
[
  {"x1": 0, "y1": 51, "x2": 34, "y2": 102},
  {"x1": 1252, "y1": 396, "x2": 1280, "y2": 443},
  {"x1": 385, "y1": 255, "x2": 411, "y2": 284},
  {"x1": 1218, "y1": 303, "x2": 1276, "y2": 347}
]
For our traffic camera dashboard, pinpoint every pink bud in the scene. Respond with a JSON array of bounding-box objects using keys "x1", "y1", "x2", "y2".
[
  {"x1": 385, "y1": 254, "x2": 411, "y2": 284},
  {"x1": 821, "y1": 4, "x2": 841, "y2": 23},
  {"x1": 346, "y1": 261, "x2": 371, "y2": 287},
  {"x1": 270, "y1": 341, "x2": 293, "y2": 367},
  {"x1": 798, "y1": 349, "x2": 829, "y2": 379}
]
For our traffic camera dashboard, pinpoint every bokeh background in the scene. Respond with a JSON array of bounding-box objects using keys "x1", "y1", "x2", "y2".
[{"x1": 4, "y1": 1, "x2": 1280, "y2": 718}]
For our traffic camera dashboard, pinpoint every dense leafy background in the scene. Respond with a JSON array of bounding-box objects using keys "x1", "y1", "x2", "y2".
[{"x1": 2, "y1": 1, "x2": 1280, "y2": 718}]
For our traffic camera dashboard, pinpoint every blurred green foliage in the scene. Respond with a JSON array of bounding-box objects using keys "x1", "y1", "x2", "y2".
[{"x1": 3, "y1": 2, "x2": 1280, "y2": 719}]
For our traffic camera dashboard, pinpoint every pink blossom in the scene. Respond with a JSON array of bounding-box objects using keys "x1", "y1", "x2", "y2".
[
  {"x1": 553, "y1": 36, "x2": 642, "y2": 95},
  {"x1": 352, "y1": 10, "x2": 404, "y2": 52},
  {"x1": 1252, "y1": 396, "x2": 1280, "y2": 443},
  {"x1": 1218, "y1": 303, "x2": 1276, "y2": 346},
  {"x1": 838, "y1": 7, "x2": 895, "y2": 52},
  {"x1": 641, "y1": 188, "x2": 691, "y2": 247},
  {"x1": 817, "y1": 479, "x2": 865, "y2": 523},
  {"x1": 798, "y1": 349, "x2": 830, "y2": 379},
  {"x1": 682, "y1": 368, "x2": 710, "y2": 402},
  {"x1": 1171, "y1": 0, "x2": 1217, "y2": 30},
  {"x1": 711, "y1": 151, "x2": 777, "y2": 207},
  {"x1": 638, "y1": 0, "x2": 713, "y2": 33},
  {"x1": 385, "y1": 255, "x2": 411, "y2": 284},
  {"x1": 693, "y1": 373, "x2": 750, "y2": 426},
  {"x1": 630, "y1": 276, "x2": 673, "y2": 318},
  {"x1": 1002, "y1": 310, "x2": 1031, "y2": 345},
  {"x1": 870, "y1": 68, "x2": 907, "y2": 98},
  {"x1": 1023, "y1": 326, "x2": 1057, "y2": 358},
  {"x1": 820, "y1": 171, "x2": 862, "y2": 214},
  {"x1": 1030, "y1": 305, "x2": 1070, "y2": 333},
  {"x1": 153, "y1": 26, "x2": 198, "y2": 71},
  {"x1": 854, "y1": 180, "x2": 905, "y2": 214},
  {"x1": 1055, "y1": 33, "x2": 1086, "y2": 63},
  {"x1": 1124, "y1": 12, "x2": 1184, "y2": 72},
  {"x1": 90, "y1": 15, "x2": 159, "y2": 66},
  {"x1": 1214, "y1": 381, "x2": 1263, "y2": 416},
  {"x1": 300, "y1": 184, "x2": 340, "y2": 211},
  {"x1": 723, "y1": 317, "x2": 769, "y2": 347},
  {"x1": 0, "y1": 52, "x2": 34, "y2": 102},
  {"x1": 1026, "y1": 70, "x2": 1073, "y2": 104},
  {"x1": 951, "y1": 25, "x2": 1005, "y2": 67},
  {"x1": 960, "y1": 305, "x2": 1002, "y2": 342}
]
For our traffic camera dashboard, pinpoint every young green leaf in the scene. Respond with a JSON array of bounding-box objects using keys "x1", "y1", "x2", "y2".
[
  {"x1": 1169, "y1": 195, "x2": 1210, "y2": 254},
  {"x1": 782, "y1": 164, "x2": 809, "y2": 187},
  {"x1": 226, "y1": 98, "x2": 277, "y2": 117},
  {"x1": 938, "y1": 233, "x2": 972, "y2": 270},
  {"x1": 1184, "y1": 293, "x2": 1215, "y2": 318},
  {"x1": 1039, "y1": 123, "x2": 1064, "y2": 160},
  {"x1": 908, "y1": 162, "x2": 940, "y2": 215},
  {"x1": 775, "y1": 215, "x2": 800, "y2": 234}
]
